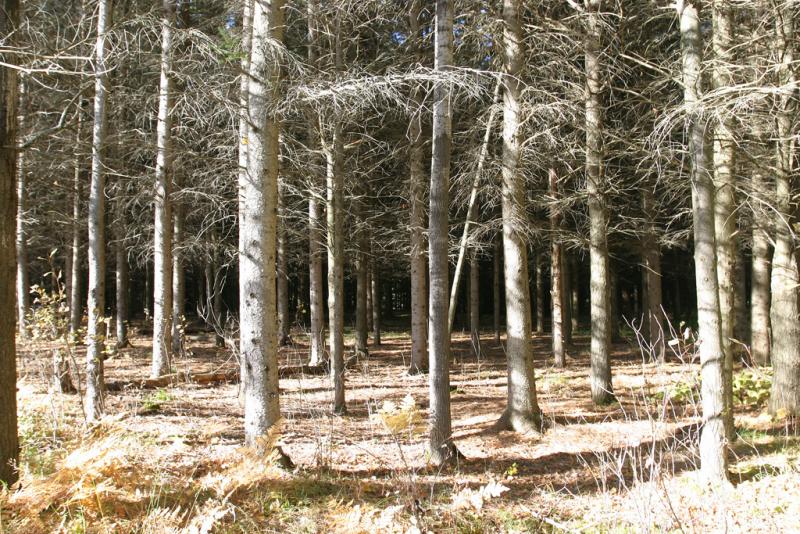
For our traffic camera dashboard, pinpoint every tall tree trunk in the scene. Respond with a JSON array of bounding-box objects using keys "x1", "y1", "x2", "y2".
[
  {"x1": 15, "y1": 79, "x2": 27, "y2": 339},
  {"x1": 493, "y1": 235, "x2": 501, "y2": 342},
  {"x1": 585, "y1": 0, "x2": 613, "y2": 405},
  {"x1": 115, "y1": 193, "x2": 129, "y2": 348},
  {"x1": 562, "y1": 252, "x2": 572, "y2": 344},
  {"x1": 550, "y1": 171, "x2": 565, "y2": 368},
  {"x1": 354, "y1": 219, "x2": 368, "y2": 357},
  {"x1": 240, "y1": 0, "x2": 284, "y2": 445},
  {"x1": 495, "y1": 0, "x2": 542, "y2": 435},
  {"x1": 171, "y1": 190, "x2": 184, "y2": 354},
  {"x1": 750, "y1": 167, "x2": 771, "y2": 366},
  {"x1": 0, "y1": 0, "x2": 20, "y2": 486},
  {"x1": 428, "y1": 0, "x2": 458, "y2": 464},
  {"x1": 69, "y1": 110, "x2": 83, "y2": 336},
  {"x1": 151, "y1": 0, "x2": 176, "y2": 378},
  {"x1": 712, "y1": 0, "x2": 736, "y2": 441},
  {"x1": 570, "y1": 256, "x2": 580, "y2": 333},
  {"x1": 679, "y1": 0, "x2": 728, "y2": 482},
  {"x1": 768, "y1": 4, "x2": 800, "y2": 416},
  {"x1": 325, "y1": 123, "x2": 346, "y2": 414},
  {"x1": 366, "y1": 265, "x2": 373, "y2": 335},
  {"x1": 85, "y1": 0, "x2": 111, "y2": 422},
  {"x1": 408, "y1": 0, "x2": 427, "y2": 373},
  {"x1": 371, "y1": 264, "x2": 381, "y2": 345},
  {"x1": 642, "y1": 186, "x2": 665, "y2": 362},
  {"x1": 277, "y1": 186, "x2": 291, "y2": 346},
  {"x1": 469, "y1": 250, "x2": 481, "y2": 358},
  {"x1": 535, "y1": 252, "x2": 544, "y2": 334}
]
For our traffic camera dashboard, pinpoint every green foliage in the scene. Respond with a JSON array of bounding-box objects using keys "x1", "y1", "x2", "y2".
[
  {"x1": 215, "y1": 27, "x2": 246, "y2": 63},
  {"x1": 18, "y1": 409, "x2": 63, "y2": 477},
  {"x1": 28, "y1": 283, "x2": 69, "y2": 342},
  {"x1": 732, "y1": 370, "x2": 772, "y2": 407},
  {"x1": 142, "y1": 389, "x2": 173, "y2": 413}
]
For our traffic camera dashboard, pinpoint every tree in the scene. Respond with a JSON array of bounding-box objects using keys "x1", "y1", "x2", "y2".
[
  {"x1": 550, "y1": 170, "x2": 565, "y2": 368},
  {"x1": 85, "y1": 0, "x2": 111, "y2": 422},
  {"x1": 15, "y1": 78, "x2": 28, "y2": 339},
  {"x1": 428, "y1": 0, "x2": 458, "y2": 465},
  {"x1": 240, "y1": 0, "x2": 285, "y2": 446},
  {"x1": 493, "y1": 0, "x2": 543, "y2": 434},
  {"x1": 678, "y1": 0, "x2": 728, "y2": 482},
  {"x1": 0, "y1": 0, "x2": 20, "y2": 487},
  {"x1": 152, "y1": 0, "x2": 176, "y2": 378}
]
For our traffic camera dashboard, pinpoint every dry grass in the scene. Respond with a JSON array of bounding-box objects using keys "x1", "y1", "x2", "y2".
[{"x1": 2, "y1": 325, "x2": 799, "y2": 533}]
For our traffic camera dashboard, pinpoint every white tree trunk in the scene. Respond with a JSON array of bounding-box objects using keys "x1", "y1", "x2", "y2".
[
  {"x1": 679, "y1": 0, "x2": 728, "y2": 482},
  {"x1": 15, "y1": 80, "x2": 28, "y2": 339},
  {"x1": 495, "y1": 0, "x2": 542, "y2": 435},
  {"x1": 85, "y1": 0, "x2": 111, "y2": 422},
  {"x1": 240, "y1": 0, "x2": 284, "y2": 445}
]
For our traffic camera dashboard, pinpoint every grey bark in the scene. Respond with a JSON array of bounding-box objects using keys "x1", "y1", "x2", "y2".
[
  {"x1": 642, "y1": 187, "x2": 665, "y2": 362},
  {"x1": 69, "y1": 109, "x2": 83, "y2": 336},
  {"x1": 493, "y1": 236, "x2": 501, "y2": 342},
  {"x1": 171, "y1": 190, "x2": 184, "y2": 354},
  {"x1": 679, "y1": 0, "x2": 728, "y2": 481},
  {"x1": 469, "y1": 250, "x2": 481, "y2": 358},
  {"x1": 550, "y1": 170, "x2": 565, "y2": 368},
  {"x1": 750, "y1": 174, "x2": 771, "y2": 366},
  {"x1": 277, "y1": 185, "x2": 291, "y2": 346},
  {"x1": 371, "y1": 265, "x2": 381, "y2": 345},
  {"x1": 115, "y1": 194, "x2": 129, "y2": 347},
  {"x1": 535, "y1": 252, "x2": 544, "y2": 334},
  {"x1": 15, "y1": 79, "x2": 27, "y2": 339}
]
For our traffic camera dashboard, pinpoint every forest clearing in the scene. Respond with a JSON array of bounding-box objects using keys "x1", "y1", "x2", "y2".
[{"x1": 2, "y1": 0, "x2": 800, "y2": 532}]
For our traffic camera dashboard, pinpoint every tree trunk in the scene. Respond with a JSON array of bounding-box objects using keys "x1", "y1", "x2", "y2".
[
  {"x1": 408, "y1": 0, "x2": 427, "y2": 373},
  {"x1": 85, "y1": 0, "x2": 111, "y2": 422},
  {"x1": 366, "y1": 265, "x2": 373, "y2": 335},
  {"x1": 642, "y1": 186, "x2": 665, "y2": 362},
  {"x1": 495, "y1": 0, "x2": 542, "y2": 435},
  {"x1": 768, "y1": 4, "x2": 800, "y2": 416},
  {"x1": 550, "y1": 171, "x2": 565, "y2": 368},
  {"x1": 15, "y1": 79, "x2": 27, "y2": 339},
  {"x1": 171, "y1": 191, "x2": 184, "y2": 354},
  {"x1": 750, "y1": 171, "x2": 771, "y2": 366},
  {"x1": 585, "y1": 0, "x2": 613, "y2": 405},
  {"x1": 277, "y1": 185, "x2": 291, "y2": 346},
  {"x1": 711, "y1": 0, "x2": 737, "y2": 441},
  {"x1": 535, "y1": 252, "x2": 544, "y2": 334},
  {"x1": 469, "y1": 250, "x2": 481, "y2": 358},
  {"x1": 151, "y1": 0, "x2": 176, "y2": 378},
  {"x1": 240, "y1": 0, "x2": 284, "y2": 445},
  {"x1": 679, "y1": 0, "x2": 728, "y2": 482},
  {"x1": 371, "y1": 264, "x2": 381, "y2": 345},
  {"x1": 325, "y1": 123, "x2": 346, "y2": 415},
  {"x1": 69, "y1": 111, "x2": 83, "y2": 336},
  {"x1": 0, "y1": 0, "x2": 20, "y2": 486},
  {"x1": 354, "y1": 222, "x2": 368, "y2": 357},
  {"x1": 115, "y1": 193, "x2": 129, "y2": 348},
  {"x1": 570, "y1": 256, "x2": 580, "y2": 333},
  {"x1": 428, "y1": 0, "x2": 458, "y2": 464},
  {"x1": 493, "y1": 235, "x2": 501, "y2": 342},
  {"x1": 562, "y1": 252, "x2": 572, "y2": 344}
]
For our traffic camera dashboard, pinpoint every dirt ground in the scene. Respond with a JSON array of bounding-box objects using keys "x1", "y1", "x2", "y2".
[{"x1": 3, "y1": 325, "x2": 799, "y2": 533}]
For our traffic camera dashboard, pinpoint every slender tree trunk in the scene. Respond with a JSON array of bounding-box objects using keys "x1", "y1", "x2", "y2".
[
  {"x1": 371, "y1": 265, "x2": 381, "y2": 345},
  {"x1": 115, "y1": 193, "x2": 129, "y2": 348},
  {"x1": 69, "y1": 111, "x2": 83, "y2": 336},
  {"x1": 151, "y1": 0, "x2": 176, "y2": 378},
  {"x1": 325, "y1": 123, "x2": 346, "y2": 414},
  {"x1": 0, "y1": 0, "x2": 20, "y2": 486},
  {"x1": 562, "y1": 252, "x2": 572, "y2": 344},
  {"x1": 750, "y1": 174, "x2": 771, "y2": 366},
  {"x1": 550, "y1": 170, "x2": 565, "y2": 368},
  {"x1": 642, "y1": 186, "x2": 665, "y2": 362},
  {"x1": 408, "y1": 0, "x2": 427, "y2": 373},
  {"x1": 495, "y1": 0, "x2": 542, "y2": 435},
  {"x1": 170, "y1": 189, "x2": 184, "y2": 354},
  {"x1": 354, "y1": 222, "x2": 368, "y2": 357},
  {"x1": 428, "y1": 0, "x2": 458, "y2": 463},
  {"x1": 240, "y1": 0, "x2": 284, "y2": 445},
  {"x1": 15, "y1": 79, "x2": 28, "y2": 339},
  {"x1": 213, "y1": 260, "x2": 225, "y2": 347},
  {"x1": 571, "y1": 256, "x2": 580, "y2": 333},
  {"x1": 712, "y1": 0, "x2": 736, "y2": 441},
  {"x1": 277, "y1": 186, "x2": 290, "y2": 346},
  {"x1": 469, "y1": 250, "x2": 481, "y2": 358},
  {"x1": 679, "y1": 0, "x2": 728, "y2": 482},
  {"x1": 585, "y1": 0, "x2": 613, "y2": 405},
  {"x1": 366, "y1": 265, "x2": 373, "y2": 335},
  {"x1": 493, "y1": 235, "x2": 501, "y2": 342},
  {"x1": 768, "y1": 4, "x2": 800, "y2": 416}
]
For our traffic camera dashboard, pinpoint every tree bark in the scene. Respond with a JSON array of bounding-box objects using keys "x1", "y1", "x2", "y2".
[
  {"x1": 750, "y1": 168, "x2": 771, "y2": 366},
  {"x1": 171, "y1": 188, "x2": 184, "y2": 354},
  {"x1": 469, "y1": 250, "x2": 481, "y2": 358},
  {"x1": 493, "y1": 235, "x2": 501, "y2": 342},
  {"x1": 85, "y1": 0, "x2": 111, "y2": 422},
  {"x1": 240, "y1": 0, "x2": 284, "y2": 445},
  {"x1": 277, "y1": 184, "x2": 291, "y2": 346},
  {"x1": 15, "y1": 79, "x2": 27, "y2": 339},
  {"x1": 570, "y1": 256, "x2": 580, "y2": 333},
  {"x1": 642, "y1": 186, "x2": 665, "y2": 362},
  {"x1": 69, "y1": 109, "x2": 83, "y2": 336},
  {"x1": 768, "y1": 4, "x2": 800, "y2": 416},
  {"x1": 562, "y1": 251, "x2": 572, "y2": 344},
  {"x1": 550, "y1": 171, "x2": 565, "y2": 368},
  {"x1": 371, "y1": 264, "x2": 381, "y2": 345},
  {"x1": 354, "y1": 201, "x2": 368, "y2": 357},
  {"x1": 408, "y1": 0, "x2": 427, "y2": 373},
  {"x1": 428, "y1": 0, "x2": 458, "y2": 464},
  {"x1": 679, "y1": 0, "x2": 728, "y2": 482},
  {"x1": 0, "y1": 0, "x2": 20, "y2": 486},
  {"x1": 585, "y1": 0, "x2": 613, "y2": 405},
  {"x1": 115, "y1": 192, "x2": 129, "y2": 348},
  {"x1": 495, "y1": 0, "x2": 542, "y2": 435},
  {"x1": 535, "y1": 252, "x2": 544, "y2": 334},
  {"x1": 711, "y1": 0, "x2": 736, "y2": 441},
  {"x1": 151, "y1": 0, "x2": 176, "y2": 378}
]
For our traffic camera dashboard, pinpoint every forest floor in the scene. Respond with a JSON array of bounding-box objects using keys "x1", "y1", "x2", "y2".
[{"x1": 2, "y1": 323, "x2": 799, "y2": 533}]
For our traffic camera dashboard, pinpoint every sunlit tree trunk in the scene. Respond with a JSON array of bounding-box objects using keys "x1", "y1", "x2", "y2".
[
  {"x1": 115, "y1": 192, "x2": 129, "y2": 348},
  {"x1": 712, "y1": 0, "x2": 736, "y2": 440},
  {"x1": 240, "y1": 0, "x2": 285, "y2": 445},
  {"x1": 495, "y1": 0, "x2": 542, "y2": 435},
  {"x1": 15, "y1": 79, "x2": 27, "y2": 339},
  {"x1": 679, "y1": 0, "x2": 728, "y2": 482},
  {"x1": 69, "y1": 109, "x2": 83, "y2": 336},
  {"x1": 562, "y1": 253, "x2": 572, "y2": 345},
  {"x1": 550, "y1": 170, "x2": 565, "y2": 368},
  {"x1": 151, "y1": 0, "x2": 176, "y2": 378},
  {"x1": 768, "y1": 4, "x2": 800, "y2": 416},
  {"x1": 585, "y1": 0, "x2": 613, "y2": 404},
  {"x1": 408, "y1": 0, "x2": 427, "y2": 373},
  {"x1": 751, "y1": 165, "x2": 771, "y2": 366},
  {"x1": 0, "y1": 0, "x2": 20, "y2": 486},
  {"x1": 428, "y1": 0, "x2": 458, "y2": 464}
]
